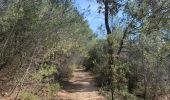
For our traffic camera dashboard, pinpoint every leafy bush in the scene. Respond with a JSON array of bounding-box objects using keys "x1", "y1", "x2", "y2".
[
  {"x1": 45, "y1": 83, "x2": 61, "y2": 99},
  {"x1": 120, "y1": 91, "x2": 137, "y2": 100},
  {"x1": 49, "y1": 83, "x2": 60, "y2": 93},
  {"x1": 20, "y1": 90, "x2": 39, "y2": 100},
  {"x1": 32, "y1": 64, "x2": 57, "y2": 82}
]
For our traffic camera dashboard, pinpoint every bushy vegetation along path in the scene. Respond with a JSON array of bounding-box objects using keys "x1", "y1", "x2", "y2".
[{"x1": 57, "y1": 68, "x2": 105, "y2": 100}]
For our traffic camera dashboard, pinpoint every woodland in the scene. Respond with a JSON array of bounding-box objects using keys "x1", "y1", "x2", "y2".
[{"x1": 0, "y1": 0, "x2": 170, "y2": 100}]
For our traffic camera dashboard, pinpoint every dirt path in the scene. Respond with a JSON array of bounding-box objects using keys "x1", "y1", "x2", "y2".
[{"x1": 57, "y1": 68, "x2": 105, "y2": 100}]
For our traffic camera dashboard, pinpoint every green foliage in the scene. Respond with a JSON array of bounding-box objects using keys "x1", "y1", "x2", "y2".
[
  {"x1": 0, "y1": 0, "x2": 94, "y2": 99},
  {"x1": 20, "y1": 90, "x2": 39, "y2": 100},
  {"x1": 0, "y1": 0, "x2": 169, "y2": 99},
  {"x1": 120, "y1": 91, "x2": 137, "y2": 100},
  {"x1": 45, "y1": 83, "x2": 61, "y2": 99},
  {"x1": 32, "y1": 64, "x2": 57, "y2": 81},
  {"x1": 90, "y1": 0, "x2": 170, "y2": 99},
  {"x1": 49, "y1": 83, "x2": 60, "y2": 93}
]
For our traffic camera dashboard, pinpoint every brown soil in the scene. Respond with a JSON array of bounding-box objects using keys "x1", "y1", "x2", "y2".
[{"x1": 56, "y1": 68, "x2": 105, "y2": 100}]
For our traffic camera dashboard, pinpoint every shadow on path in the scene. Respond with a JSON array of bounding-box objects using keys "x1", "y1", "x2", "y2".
[{"x1": 57, "y1": 68, "x2": 105, "y2": 100}]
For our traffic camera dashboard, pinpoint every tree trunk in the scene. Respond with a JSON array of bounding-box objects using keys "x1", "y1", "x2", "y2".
[{"x1": 104, "y1": 1, "x2": 114, "y2": 100}]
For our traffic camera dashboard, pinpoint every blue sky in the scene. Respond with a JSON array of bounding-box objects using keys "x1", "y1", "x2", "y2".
[
  {"x1": 73, "y1": 0, "x2": 106, "y2": 37},
  {"x1": 73, "y1": 0, "x2": 126, "y2": 38}
]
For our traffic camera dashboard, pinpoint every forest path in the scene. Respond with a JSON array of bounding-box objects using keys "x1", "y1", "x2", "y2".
[{"x1": 56, "y1": 68, "x2": 105, "y2": 100}]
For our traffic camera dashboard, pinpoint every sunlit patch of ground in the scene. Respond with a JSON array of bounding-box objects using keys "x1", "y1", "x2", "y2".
[{"x1": 57, "y1": 68, "x2": 105, "y2": 100}]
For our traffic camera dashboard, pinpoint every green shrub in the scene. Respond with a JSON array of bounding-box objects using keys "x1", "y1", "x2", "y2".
[
  {"x1": 49, "y1": 83, "x2": 61, "y2": 93},
  {"x1": 20, "y1": 90, "x2": 39, "y2": 100},
  {"x1": 32, "y1": 64, "x2": 57, "y2": 81},
  {"x1": 45, "y1": 83, "x2": 61, "y2": 99},
  {"x1": 57, "y1": 65, "x2": 73, "y2": 82},
  {"x1": 120, "y1": 91, "x2": 137, "y2": 100}
]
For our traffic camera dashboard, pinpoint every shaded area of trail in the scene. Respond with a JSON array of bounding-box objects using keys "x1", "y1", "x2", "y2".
[{"x1": 57, "y1": 68, "x2": 105, "y2": 100}]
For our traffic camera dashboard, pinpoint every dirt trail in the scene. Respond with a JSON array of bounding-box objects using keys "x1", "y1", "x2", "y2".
[{"x1": 57, "y1": 68, "x2": 105, "y2": 100}]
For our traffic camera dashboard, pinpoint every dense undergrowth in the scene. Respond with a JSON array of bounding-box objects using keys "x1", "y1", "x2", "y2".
[
  {"x1": 0, "y1": 0, "x2": 93, "y2": 99},
  {"x1": 84, "y1": 0, "x2": 170, "y2": 99},
  {"x1": 0, "y1": 0, "x2": 170, "y2": 100}
]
